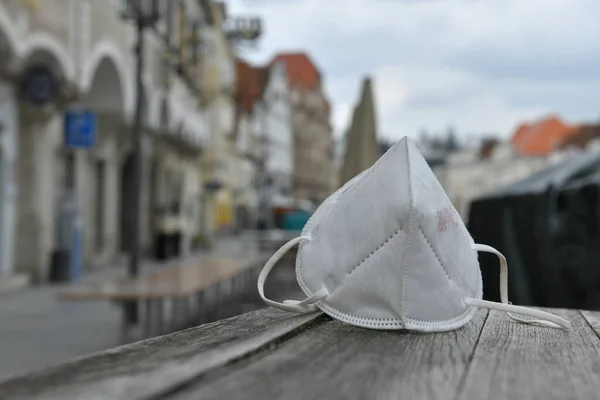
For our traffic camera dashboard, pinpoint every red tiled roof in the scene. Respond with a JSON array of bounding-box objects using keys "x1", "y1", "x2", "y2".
[
  {"x1": 255, "y1": 66, "x2": 270, "y2": 97},
  {"x1": 234, "y1": 58, "x2": 262, "y2": 113},
  {"x1": 270, "y1": 52, "x2": 321, "y2": 90},
  {"x1": 511, "y1": 116, "x2": 580, "y2": 156},
  {"x1": 511, "y1": 123, "x2": 531, "y2": 145}
]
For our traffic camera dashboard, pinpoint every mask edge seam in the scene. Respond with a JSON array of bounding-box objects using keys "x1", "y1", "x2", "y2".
[
  {"x1": 405, "y1": 285, "x2": 483, "y2": 327},
  {"x1": 404, "y1": 303, "x2": 479, "y2": 329},
  {"x1": 401, "y1": 137, "x2": 413, "y2": 326},
  {"x1": 294, "y1": 250, "x2": 482, "y2": 329}
]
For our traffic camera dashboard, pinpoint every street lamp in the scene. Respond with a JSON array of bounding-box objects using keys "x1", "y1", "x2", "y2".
[
  {"x1": 120, "y1": 0, "x2": 160, "y2": 23},
  {"x1": 119, "y1": 0, "x2": 161, "y2": 325},
  {"x1": 119, "y1": 0, "x2": 160, "y2": 280}
]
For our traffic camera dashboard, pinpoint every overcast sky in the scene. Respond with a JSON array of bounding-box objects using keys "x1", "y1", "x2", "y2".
[{"x1": 226, "y1": 0, "x2": 600, "y2": 142}]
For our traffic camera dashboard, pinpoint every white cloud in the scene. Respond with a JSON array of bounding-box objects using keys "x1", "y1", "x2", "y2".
[
  {"x1": 332, "y1": 102, "x2": 352, "y2": 136},
  {"x1": 226, "y1": 0, "x2": 600, "y2": 141},
  {"x1": 372, "y1": 64, "x2": 546, "y2": 140}
]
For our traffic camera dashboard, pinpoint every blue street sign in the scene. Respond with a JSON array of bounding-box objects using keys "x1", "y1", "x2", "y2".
[{"x1": 65, "y1": 110, "x2": 96, "y2": 148}]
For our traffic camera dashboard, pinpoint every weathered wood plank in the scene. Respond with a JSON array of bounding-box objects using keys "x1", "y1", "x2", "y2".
[
  {"x1": 0, "y1": 309, "x2": 324, "y2": 400},
  {"x1": 167, "y1": 310, "x2": 489, "y2": 400},
  {"x1": 580, "y1": 310, "x2": 600, "y2": 338},
  {"x1": 458, "y1": 309, "x2": 600, "y2": 400}
]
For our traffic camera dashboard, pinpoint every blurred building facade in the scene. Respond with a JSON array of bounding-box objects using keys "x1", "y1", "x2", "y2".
[
  {"x1": 232, "y1": 59, "x2": 259, "y2": 229},
  {"x1": 150, "y1": 0, "x2": 212, "y2": 259},
  {"x1": 255, "y1": 60, "x2": 293, "y2": 209},
  {"x1": 434, "y1": 116, "x2": 582, "y2": 220},
  {"x1": 199, "y1": 1, "x2": 238, "y2": 235},
  {"x1": 233, "y1": 56, "x2": 294, "y2": 229},
  {"x1": 232, "y1": 58, "x2": 261, "y2": 231},
  {"x1": 271, "y1": 53, "x2": 334, "y2": 205},
  {"x1": 0, "y1": 0, "x2": 242, "y2": 281},
  {"x1": 435, "y1": 144, "x2": 551, "y2": 219}
]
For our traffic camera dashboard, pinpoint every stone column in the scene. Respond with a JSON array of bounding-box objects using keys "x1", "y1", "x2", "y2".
[
  {"x1": 104, "y1": 135, "x2": 119, "y2": 261},
  {"x1": 14, "y1": 105, "x2": 61, "y2": 281},
  {"x1": 81, "y1": 113, "x2": 120, "y2": 268},
  {"x1": 140, "y1": 134, "x2": 153, "y2": 255}
]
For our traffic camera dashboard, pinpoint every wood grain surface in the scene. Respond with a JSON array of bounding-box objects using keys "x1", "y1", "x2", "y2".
[
  {"x1": 0, "y1": 308, "x2": 598, "y2": 400},
  {"x1": 580, "y1": 309, "x2": 600, "y2": 337},
  {"x1": 458, "y1": 309, "x2": 600, "y2": 400},
  {"x1": 0, "y1": 309, "x2": 323, "y2": 400},
  {"x1": 169, "y1": 310, "x2": 489, "y2": 400}
]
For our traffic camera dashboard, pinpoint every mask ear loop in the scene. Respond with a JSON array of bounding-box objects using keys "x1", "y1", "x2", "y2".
[
  {"x1": 257, "y1": 236, "x2": 329, "y2": 313},
  {"x1": 465, "y1": 243, "x2": 571, "y2": 329}
]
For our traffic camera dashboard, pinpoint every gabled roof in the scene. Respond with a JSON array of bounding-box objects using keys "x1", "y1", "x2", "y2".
[
  {"x1": 255, "y1": 66, "x2": 270, "y2": 97},
  {"x1": 511, "y1": 116, "x2": 580, "y2": 156},
  {"x1": 234, "y1": 58, "x2": 273, "y2": 112},
  {"x1": 511, "y1": 123, "x2": 531, "y2": 145},
  {"x1": 270, "y1": 52, "x2": 321, "y2": 91},
  {"x1": 234, "y1": 58, "x2": 261, "y2": 113}
]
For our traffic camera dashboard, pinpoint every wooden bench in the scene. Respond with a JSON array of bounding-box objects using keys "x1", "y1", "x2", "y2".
[
  {"x1": 1, "y1": 307, "x2": 599, "y2": 399},
  {"x1": 57, "y1": 256, "x2": 267, "y2": 342}
]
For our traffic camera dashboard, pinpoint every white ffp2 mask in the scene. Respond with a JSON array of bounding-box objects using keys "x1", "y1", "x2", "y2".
[{"x1": 257, "y1": 137, "x2": 570, "y2": 332}]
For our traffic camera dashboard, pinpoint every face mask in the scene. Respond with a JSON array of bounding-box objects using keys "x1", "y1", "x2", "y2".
[{"x1": 257, "y1": 137, "x2": 570, "y2": 332}]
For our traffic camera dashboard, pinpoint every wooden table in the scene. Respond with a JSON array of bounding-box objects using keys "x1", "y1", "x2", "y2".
[
  {"x1": 1, "y1": 307, "x2": 599, "y2": 399},
  {"x1": 57, "y1": 256, "x2": 266, "y2": 341}
]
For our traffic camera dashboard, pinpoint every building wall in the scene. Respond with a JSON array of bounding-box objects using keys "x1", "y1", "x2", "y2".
[
  {"x1": 261, "y1": 61, "x2": 292, "y2": 199},
  {"x1": 14, "y1": 109, "x2": 64, "y2": 280},
  {"x1": 233, "y1": 112, "x2": 258, "y2": 217},
  {"x1": 437, "y1": 145, "x2": 560, "y2": 221},
  {"x1": 0, "y1": 82, "x2": 17, "y2": 276},
  {"x1": 88, "y1": 0, "x2": 133, "y2": 74},
  {"x1": 81, "y1": 114, "x2": 121, "y2": 267},
  {"x1": 199, "y1": 2, "x2": 237, "y2": 234},
  {"x1": 291, "y1": 87, "x2": 333, "y2": 204},
  {"x1": 0, "y1": 0, "x2": 209, "y2": 280}
]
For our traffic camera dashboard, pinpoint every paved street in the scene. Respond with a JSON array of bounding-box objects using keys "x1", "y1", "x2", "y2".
[{"x1": 0, "y1": 235, "x2": 299, "y2": 380}]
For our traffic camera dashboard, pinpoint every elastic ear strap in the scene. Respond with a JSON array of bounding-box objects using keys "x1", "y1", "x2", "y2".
[
  {"x1": 472, "y1": 244, "x2": 508, "y2": 303},
  {"x1": 257, "y1": 236, "x2": 327, "y2": 313},
  {"x1": 470, "y1": 243, "x2": 571, "y2": 329},
  {"x1": 464, "y1": 298, "x2": 570, "y2": 328}
]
